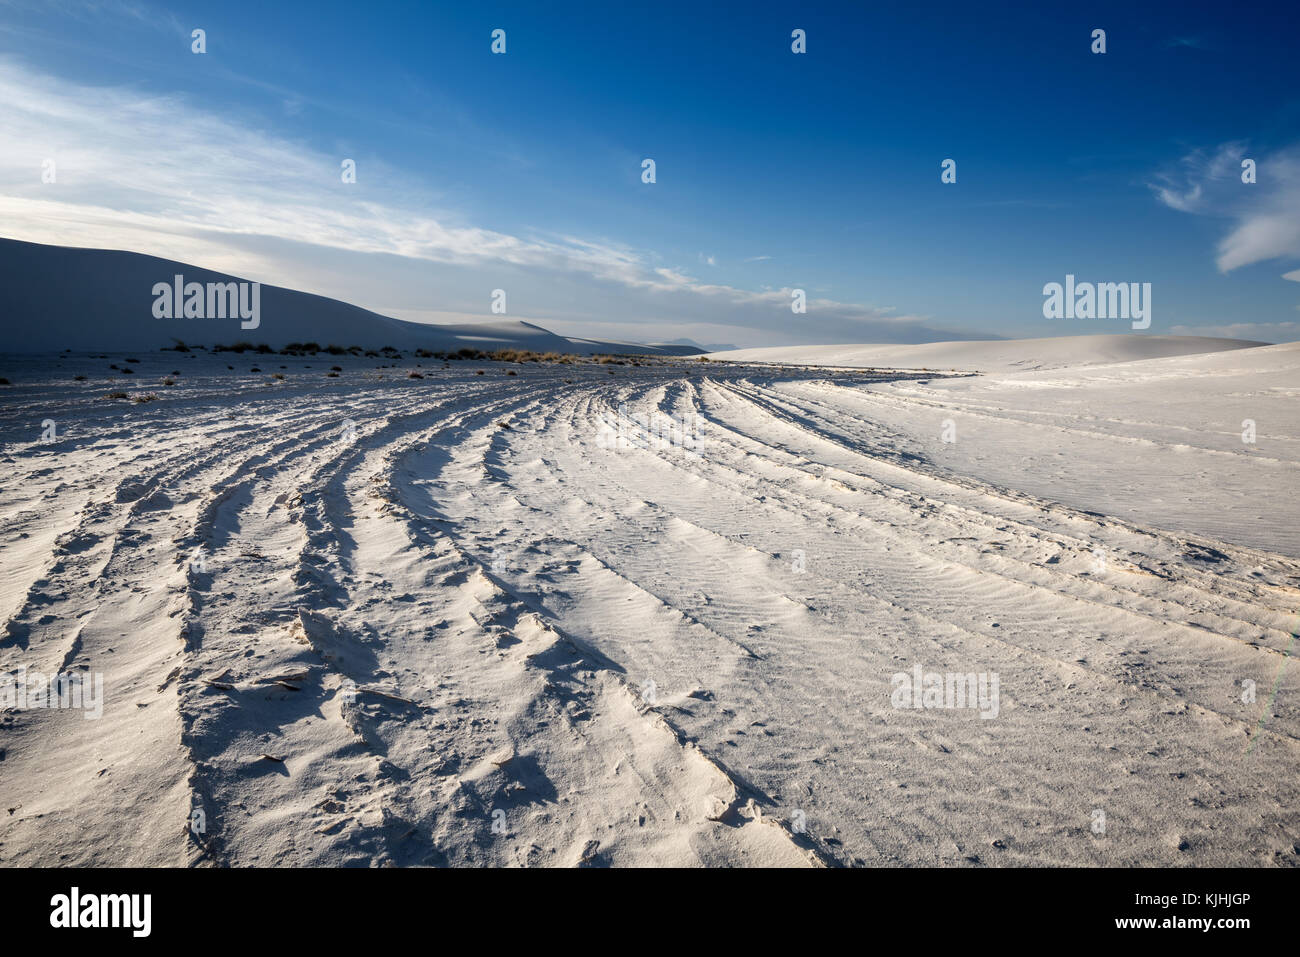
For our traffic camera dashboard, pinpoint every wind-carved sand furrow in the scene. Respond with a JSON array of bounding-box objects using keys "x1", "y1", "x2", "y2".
[
  {"x1": 626, "y1": 384, "x2": 1299, "y2": 738},
  {"x1": 526, "y1": 391, "x2": 1300, "y2": 747},
  {"x1": 718, "y1": 381, "x2": 1300, "y2": 658},
  {"x1": 817, "y1": 376, "x2": 1298, "y2": 468},
  {"x1": 536, "y1": 375, "x2": 1300, "y2": 862},
  {"x1": 173, "y1": 389, "x2": 490, "y2": 862},
  {"x1": 431, "y1": 382, "x2": 885, "y2": 863},
  {"x1": 0, "y1": 398, "x2": 346, "y2": 864},
  {"x1": 171, "y1": 382, "x2": 564, "y2": 864},
  {"x1": 4, "y1": 356, "x2": 1296, "y2": 868},
  {"x1": 0, "y1": 472, "x2": 206, "y2": 865},
  {"x1": 364, "y1": 443, "x2": 817, "y2": 866},
  {"x1": 414, "y1": 376, "x2": 1282, "y2": 864},
  {"x1": 632, "y1": 376, "x2": 1279, "y2": 639},
  {"x1": 706, "y1": 378, "x2": 1299, "y2": 634},
  {"x1": 730, "y1": 376, "x2": 1300, "y2": 598},
  {"x1": 412, "y1": 388, "x2": 771, "y2": 671},
  {"x1": 696, "y1": 402, "x2": 1297, "y2": 649}
]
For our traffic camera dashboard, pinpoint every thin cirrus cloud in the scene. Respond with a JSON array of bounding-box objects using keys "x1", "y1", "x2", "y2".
[
  {"x1": 1151, "y1": 141, "x2": 1300, "y2": 274},
  {"x1": 0, "y1": 57, "x2": 956, "y2": 345}
]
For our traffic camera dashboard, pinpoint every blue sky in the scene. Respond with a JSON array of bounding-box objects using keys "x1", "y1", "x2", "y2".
[{"x1": 2, "y1": 0, "x2": 1298, "y2": 346}]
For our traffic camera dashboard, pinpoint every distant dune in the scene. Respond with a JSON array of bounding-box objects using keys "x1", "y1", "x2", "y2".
[
  {"x1": 0, "y1": 238, "x2": 702, "y2": 356},
  {"x1": 708, "y1": 334, "x2": 1271, "y2": 373}
]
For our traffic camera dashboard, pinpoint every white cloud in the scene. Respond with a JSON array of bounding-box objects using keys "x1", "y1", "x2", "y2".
[
  {"x1": 0, "y1": 57, "x2": 959, "y2": 345},
  {"x1": 1151, "y1": 142, "x2": 1300, "y2": 272},
  {"x1": 1167, "y1": 321, "x2": 1299, "y2": 342}
]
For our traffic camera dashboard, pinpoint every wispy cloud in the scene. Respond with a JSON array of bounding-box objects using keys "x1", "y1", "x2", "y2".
[
  {"x1": 1167, "y1": 321, "x2": 1296, "y2": 342},
  {"x1": 0, "y1": 57, "x2": 952, "y2": 344},
  {"x1": 1166, "y1": 36, "x2": 1210, "y2": 51},
  {"x1": 1151, "y1": 142, "x2": 1300, "y2": 272}
]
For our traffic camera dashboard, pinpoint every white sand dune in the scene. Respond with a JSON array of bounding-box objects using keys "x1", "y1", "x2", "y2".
[
  {"x1": 0, "y1": 340, "x2": 1296, "y2": 867},
  {"x1": 0, "y1": 238, "x2": 702, "y2": 356},
  {"x1": 709, "y1": 334, "x2": 1269, "y2": 373}
]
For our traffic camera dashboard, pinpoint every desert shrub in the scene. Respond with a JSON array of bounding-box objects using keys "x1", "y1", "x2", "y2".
[
  {"x1": 331, "y1": 365, "x2": 342, "y2": 372},
  {"x1": 408, "y1": 371, "x2": 424, "y2": 379},
  {"x1": 162, "y1": 378, "x2": 176, "y2": 386},
  {"x1": 74, "y1": 375, "x2": 86, "y2": 381},
  {"x1": 132, "y1": 393, "x2": 159, "y2": 404},
  {"x1": 121, "y1": 367, "x2": 134, "y2": 374},
  {"x1": 325, "y1": 344, "x2": 346, "y2": 355},
  {"x1": 102, "y1": 391, "x2": 128, "y2": 400},
  {"x1": 272, "y1": 373, "x2": 285, "y2": 380}
]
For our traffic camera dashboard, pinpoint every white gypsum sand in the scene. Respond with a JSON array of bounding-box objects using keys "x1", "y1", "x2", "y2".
[{"x1": 0, "y1": 336, "x2": 1296, "y2": 867}]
